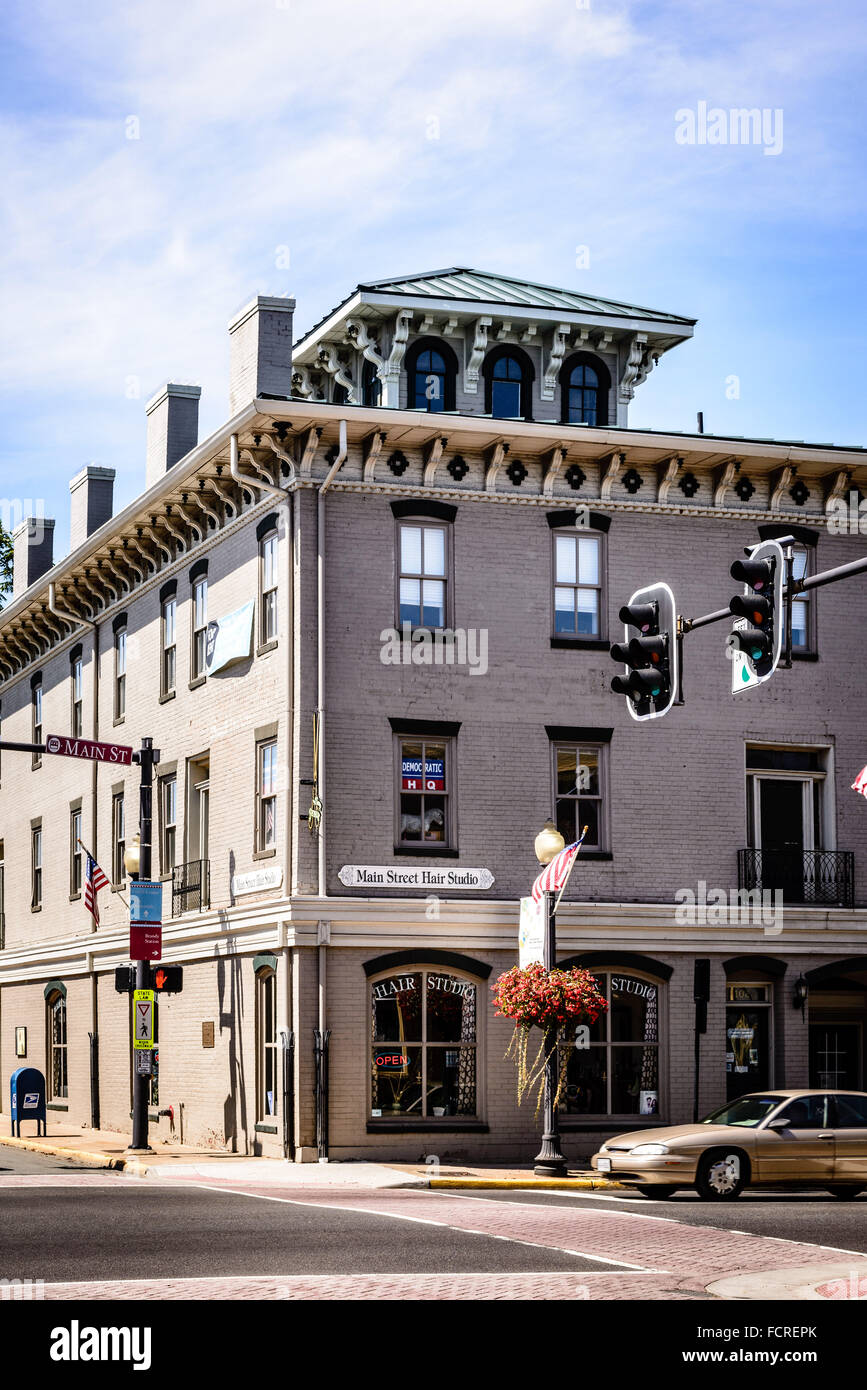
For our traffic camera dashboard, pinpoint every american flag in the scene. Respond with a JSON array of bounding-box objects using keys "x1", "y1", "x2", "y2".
[
  {"x1": 84, "y1": 854, "x2": 109, "y2": 925},
  {"x1": 852, "y1": 766, "x2": 867, "y2": 799},
  {"x1": 531, "y1": 829, "x2": 587, "y2": 904}
]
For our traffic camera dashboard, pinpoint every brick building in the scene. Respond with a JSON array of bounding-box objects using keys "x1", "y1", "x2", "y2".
[{"x1": 1, "y1": 268, "x2": 866, "y2": 1163}]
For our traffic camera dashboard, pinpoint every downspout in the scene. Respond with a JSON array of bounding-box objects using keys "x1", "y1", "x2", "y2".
[{"x1": 314, "y1": 420, "x2": 346, "y2": 1164}]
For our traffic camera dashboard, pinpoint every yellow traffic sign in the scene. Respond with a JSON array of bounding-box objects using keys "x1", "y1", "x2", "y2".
[{"x1": 133, "y1": 990, "x2": 155, "y2": 1050}]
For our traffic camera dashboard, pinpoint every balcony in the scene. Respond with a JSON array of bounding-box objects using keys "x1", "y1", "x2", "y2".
[
  {"x1": 171, "y1": 859, "x2": 210, "y2": 917},
  {"x1": 738, "y1": 848, "x2": 854, "y2": 910}
]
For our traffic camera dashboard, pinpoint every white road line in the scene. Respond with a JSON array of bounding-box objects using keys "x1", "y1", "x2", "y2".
[{"x1": 183, "y1": 1182, "x2": 663, "y2": 1272}]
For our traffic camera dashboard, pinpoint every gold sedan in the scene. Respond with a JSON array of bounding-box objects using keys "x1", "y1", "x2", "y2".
[{"x1": 591, "y1": 1090, "x2": 867, "y2": 1200}]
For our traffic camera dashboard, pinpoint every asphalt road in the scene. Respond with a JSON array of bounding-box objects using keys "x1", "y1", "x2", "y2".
[{"x1": 0, "y1": 1148, "x2": 625, "y2": 1282}]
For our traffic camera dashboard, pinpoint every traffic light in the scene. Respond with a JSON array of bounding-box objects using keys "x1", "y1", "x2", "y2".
[
  {"x1": 152, "y1": 965, "x2": 183, "y2": 994},
  {"x1": 610, "y1": 582, "x2": 679, "y2": 720},
  {"x1": 728, "y1": 539, "x2": 784, "y2": 691}
]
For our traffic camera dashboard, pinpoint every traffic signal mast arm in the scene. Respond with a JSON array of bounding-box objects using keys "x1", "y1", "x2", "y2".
[{"x1": 680, "y1": 550, "x2": 867, "y2": 636}]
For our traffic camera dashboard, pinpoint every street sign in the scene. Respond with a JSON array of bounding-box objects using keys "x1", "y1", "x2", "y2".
[
  {"x1": 45, "y1": 734, "x2": 134, "y2": 765},
  {"x1": 129, "y1": 880, "x2": 163, "y2": 923},
  {"x1": 130, "y1": 924, "x2": 162, "y2": 961},
  {"x1": 133, "y1": 990, "x2": 154, "y2": 1049}
]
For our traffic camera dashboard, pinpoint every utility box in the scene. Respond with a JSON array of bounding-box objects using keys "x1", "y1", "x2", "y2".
[{"x1": 10, "y1": 1067, "x2": 47, "y2": 1137}]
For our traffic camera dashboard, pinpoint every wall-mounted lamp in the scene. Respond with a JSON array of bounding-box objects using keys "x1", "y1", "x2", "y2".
[{"x1": 793, "y1": 974, "x2": 809, "y2": 1020}]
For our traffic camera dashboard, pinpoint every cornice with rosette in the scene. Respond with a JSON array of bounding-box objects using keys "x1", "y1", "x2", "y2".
[
  {"x1": 484, "y1": 440, "x2": 509, "y2": 493},
  {"x1": 465, "y1": 316, "x2": 492, "y2": 393},
  {"x1": 423, "y1": 435, "x2": 449, "y2": 486},
  {"x1": 656, "y1": 456, "x2": 682, "y2": 504},
  {"x1": 600, "y1": 451, "x2": 626, "y2": 501},
  {"x1": 713, "y1": 458, "x2": 740, "y2": 509},
  {"x1": 542, "y1": 323, "x2": 571, "y2": 400}
]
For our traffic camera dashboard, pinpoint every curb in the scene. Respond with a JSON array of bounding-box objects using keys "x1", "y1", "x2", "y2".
[
  {"x1": 0, "y1": 1134, "x2": 131, "y2": 1171},
  {"x1": 429, "y1": 1177, "x2": 623, "y2": 1190}
]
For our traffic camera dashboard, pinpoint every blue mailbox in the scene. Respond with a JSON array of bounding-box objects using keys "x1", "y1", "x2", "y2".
[{"x1": 10, "y1": 1067, "x2": 47, "y2": 1137}]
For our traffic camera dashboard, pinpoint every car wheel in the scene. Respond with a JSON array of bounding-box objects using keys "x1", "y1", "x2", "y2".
[
  {"x1": 635, "y1": 1185, "x2": 677, "y2": 1200},
  {"x1": 696, "y1": 1150, "x2": 747, "y2": 1201},
  {"x1": 826, "y1": 1186, "x2": 865, "y2": 1200}
]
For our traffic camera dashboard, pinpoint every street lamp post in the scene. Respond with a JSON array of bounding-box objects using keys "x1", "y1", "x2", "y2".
[{"x1": 533, "y1": 819, "x2": 568, "y2": 1178}]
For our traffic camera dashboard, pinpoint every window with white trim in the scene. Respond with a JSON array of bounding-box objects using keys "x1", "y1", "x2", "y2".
[{"x1": 257, "y1": 740, "x2": 277, "y2": 851}]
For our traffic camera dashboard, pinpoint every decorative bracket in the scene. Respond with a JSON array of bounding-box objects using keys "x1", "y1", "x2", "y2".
[
  {"x1": 825, "y1": 468, "x2": 852, "y2": 514},
  {"x1": 619, "y1": 333, "x2": 654, "y2": 402},
  {"x1": 422, "y1": 435, "x2": 449, "y2": 486},
  {"x1": 298, "y1": 425, "x2": 324, "y2": 478},
  {"x1": 713, "y1": 458, "x2": 740, "y2": 509},
  {"x1": 520, "y1": 323, "x2": 538, "y2": 344},
  {"x1": 386, "y1": 310, "x2": 413, "y2": 377},
  {"x1": 362, "y1": 430, "x2": 388, "y2": 482},
  {"x1": 600, "y1": 451, "x2": 626, "y2": 501},
  {"x1": 484, "y1": 440, "x2": 509, "y2": 493},
  {"x1": 465, "y1": 316, "x2": 492, "y2": 394},
  {"x1": 542, "y1": 323, "x2": 571, "y2": 400},
  {"x1": 770, "y1": 464, "x2": 795, "y2": 512},
  {"x1": 542, "y1": 443, "x2": 569, "y2": 498},
  {"x1": 291, "y1": 366, "x2": 314, "y2": 399},
  {"x1": 496, "y1": 320, "x2": 512, "y2": 341},
  {"x1": 657, "y1": 456, "x2": 683, "y2": 504},
  {"x1": 316, "y1": 345, "x2": 355, "y2": 402},
  {"x1": 345, "y1": 320, "x2": 384, "y2": 375}
]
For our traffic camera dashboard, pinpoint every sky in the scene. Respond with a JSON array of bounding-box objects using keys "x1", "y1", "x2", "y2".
[{"x1": 1, "y1": 0, "x2": 865, "y2": 558}]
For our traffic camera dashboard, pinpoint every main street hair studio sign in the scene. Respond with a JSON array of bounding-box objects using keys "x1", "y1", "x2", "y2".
[{"x1": 338, "y1": 865, "x2": 494, "y2": 890}]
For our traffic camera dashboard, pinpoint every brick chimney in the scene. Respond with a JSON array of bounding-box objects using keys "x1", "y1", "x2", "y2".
[
  {"x1": 228, "y1": 295, "x2": 295, "y2": 415},
  {"x1": 12, "y1": 517, "x2": 55, "y2": 598},
  {"x1": 145, "y1": 383, "x2": 201, "y2": 491},
  {"x1": 69, "y1": 465, "x2": 115, "y2": 552}
]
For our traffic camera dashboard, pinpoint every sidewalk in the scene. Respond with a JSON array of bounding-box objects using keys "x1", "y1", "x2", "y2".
[{"x1": 0, "y1": 1116, "x2": 612, "y2": 1188}]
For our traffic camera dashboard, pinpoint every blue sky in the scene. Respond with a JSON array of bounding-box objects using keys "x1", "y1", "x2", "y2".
[{"x1": 2, "y1": 0, "x2": 865, "y2": 557}]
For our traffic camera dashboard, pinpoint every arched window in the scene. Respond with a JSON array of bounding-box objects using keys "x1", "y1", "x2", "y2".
[
  {"x1": 370, "y1": 967, "x2": 479, "y2": 1120},
  {"x1": 256, "y1": 966, "x2": 278, "y2": 1120},
  {"x1": 483, "y1": 346, "x2": 534, "y2": 420},
  {"x1": 560, "y1": 353, "x2": 610, "y2": 426},
  {"x1": 405, "y1": 338, "x2": 458, "y2": 413},
  {"x1": 559, "y1": 970, "x2": 664, "y2": 1119},
  {"x1": 362, "y1": 358, "x2": 382, "y2": 407},
  {"x1": 46, "y1": 988, "x2": 68, "y2": 1100}
]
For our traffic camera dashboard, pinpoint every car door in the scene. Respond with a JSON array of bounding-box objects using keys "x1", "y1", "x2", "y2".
[
  {"x1": 755, "y1": 1094, "x2": 835, "y2": 1183},
  {"x1": 831, "y1": 1094, "x2": 867, "y2": 1184}
]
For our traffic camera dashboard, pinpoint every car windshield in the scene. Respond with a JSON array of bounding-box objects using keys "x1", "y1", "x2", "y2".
[{"x1": 702, "y1": 1096, "x2": 786, "y2": 1128}]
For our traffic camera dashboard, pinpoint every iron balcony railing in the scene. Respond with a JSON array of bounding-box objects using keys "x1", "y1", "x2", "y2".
[
  {"x1": 171, "y1": 859, "x2": 210, "y2": 917},
  {"x1": 738, "y1": 848, "x2": 854, "y2": 909}
]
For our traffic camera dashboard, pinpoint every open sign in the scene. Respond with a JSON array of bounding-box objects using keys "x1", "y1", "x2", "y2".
[{"x1": 374, "y1": 1053, "x2": 409, "y2": 1071}]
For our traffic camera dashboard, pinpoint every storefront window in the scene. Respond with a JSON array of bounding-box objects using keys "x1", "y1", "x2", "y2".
[
  {"x1": 370, "y1": 971, "x2": 477, "y2": 1120},
  {"x1": 563, "y1": 973, "x2": 660, "y2": 1118}
]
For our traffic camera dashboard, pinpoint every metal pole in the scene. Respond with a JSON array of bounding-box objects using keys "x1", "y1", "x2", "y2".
[
  {"x1": 131, "y1": 736, "x2": 155, "y2": 1152},
  {"x1": 534, "y1": 889, "x2": 567, "y2": 1177}
]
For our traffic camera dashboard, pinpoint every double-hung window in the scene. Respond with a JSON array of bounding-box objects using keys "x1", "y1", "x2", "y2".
[
  {"x1": 31, "y1": 823, "x2": 42, "y2": 909},
  {"x1": 70, "y1": 808, "x2": 82, "y2": 897},
  {"x1": 161, "y1": 775, "x2": 177, "y2": 874},
  {"x1": 32, "y1": 676, "x2": 43, "y2": 767},
  {"x1": 162, "y1": 597, "x2": 177, "y2": 696},
  {"x1": 71, "y1": 652, "x2": 83, "y2": 737},
  {"x1": 112, "y1": 793, "x2": 126, "y2": 885},
  {"x1": 257, "y1": 740, "x2": 278, "y2": 852},
  {"x1": 791, "y1": 544, "x2": 815, "y2": 653},
  {"x1": 261, "y1": 531, "x2": 278, "y2": 645},
  {"x1": 192, "y1": 577, "x2": 208, "y2": 680},
  {"x1": 553, "y1": 530, "x2": 603, "y2": 638},
  {"x1": 397, "y1": 737, "x2": 451, "y2": 847},
  {"x1": 398, "y1": 523, "x2": 447, "y2": 629},
  {"x1": 553, "y1": 741, "x2": 607, "y2": 851},
  {"x1": 114, "y1": 622, "x2": 127, "y2": 721}
]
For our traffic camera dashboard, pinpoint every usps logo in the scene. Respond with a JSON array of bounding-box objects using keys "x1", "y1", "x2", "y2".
[
  {"x1": 402, "y1": 756, "x2": 444, "y2": 791},
  {"x1": 23, "y1": 1093, "x2": 39, "y2": 1109}
]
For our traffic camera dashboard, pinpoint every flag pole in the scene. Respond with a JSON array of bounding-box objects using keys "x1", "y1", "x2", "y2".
[
  {"x1": 77, "y1": 837, "x2": 129, "y2": 909},
  {"x1": 552, "y1": 826, "x2": 588, "y2": 914}
]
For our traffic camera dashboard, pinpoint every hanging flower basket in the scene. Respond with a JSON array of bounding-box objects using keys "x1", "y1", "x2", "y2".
[{"x1": 491, "y1": 963, "x2": 609, "y2": 1111}]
